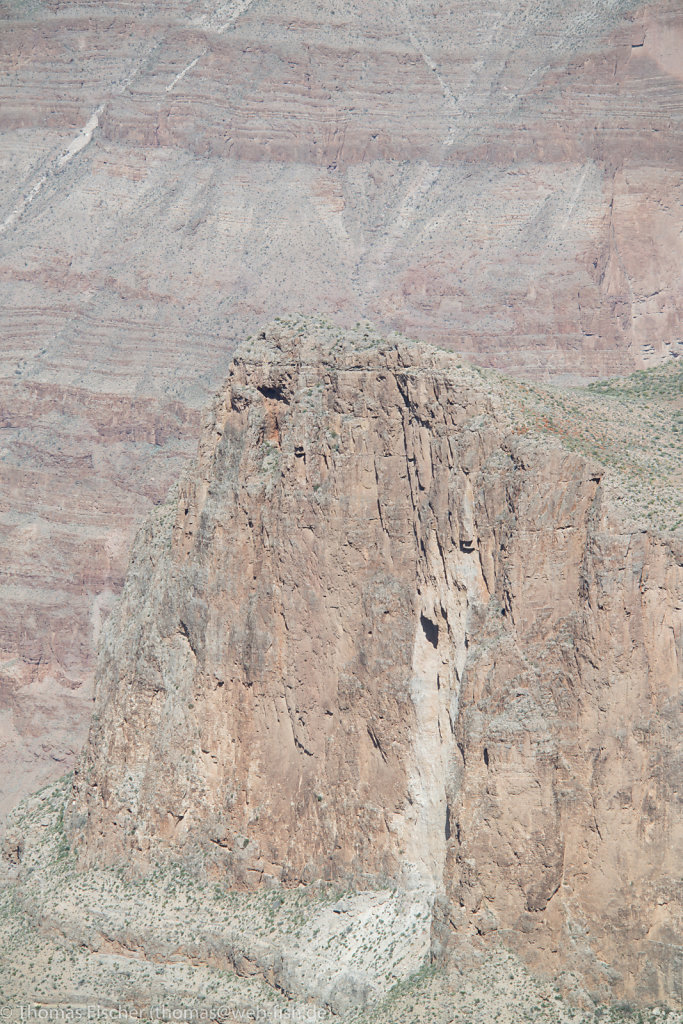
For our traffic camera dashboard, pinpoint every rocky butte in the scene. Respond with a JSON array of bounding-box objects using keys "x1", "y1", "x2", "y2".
[
  {"x1": 1, "y1": 0, "x2": 682, "y2": 822},
  {"x1": 69, "y1": 320, "x2": 682, "y2": 1009}
]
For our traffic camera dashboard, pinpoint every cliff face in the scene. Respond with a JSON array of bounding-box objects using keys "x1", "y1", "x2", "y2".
[
  {"x1": 1, "y1": 0, "x2": 682, "y2": 822},
  {"x1": 69, "y1": 321, "x2": 682, "y2": 1007}
]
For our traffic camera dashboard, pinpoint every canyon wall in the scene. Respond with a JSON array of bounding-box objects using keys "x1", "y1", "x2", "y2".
[
  {"x1": 70, "y1": 321, "x2": 682, "y2": 1007},
  {"x1": 1, "y1": 0, "x2": 681, "y2": 816}
]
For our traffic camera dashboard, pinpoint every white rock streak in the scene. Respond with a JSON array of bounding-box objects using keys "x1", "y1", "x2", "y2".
[
  {"x1": 57, "y1": 105, "x2": 104, "y2": 168},
  {"x1": 1, "y1": 2, "x2": 258, "y2": 234},
  {"x1": 166, "y1": 54, "x2": 203, "y2": 93},
  {"x1": 166, "y1": 0, "x2": 259, "y2": 93},
  {"x1": 1, "y1": 104, "x2": 104, "y2": 235}
]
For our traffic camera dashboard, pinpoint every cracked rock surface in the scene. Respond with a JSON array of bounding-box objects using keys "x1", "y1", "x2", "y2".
[{"x1": 69, "y1": 320, "x2": 682, "y2": 1007}]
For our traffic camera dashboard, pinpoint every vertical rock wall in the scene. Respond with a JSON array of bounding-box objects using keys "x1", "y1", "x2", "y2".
[{"x1": 69, "y1": 322, "x2": 682, "y2": 1006}]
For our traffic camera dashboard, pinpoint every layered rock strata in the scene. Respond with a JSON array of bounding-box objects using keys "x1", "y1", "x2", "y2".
[{"x1": 1, "y1": 0, "x2": 682, "y2": 819}]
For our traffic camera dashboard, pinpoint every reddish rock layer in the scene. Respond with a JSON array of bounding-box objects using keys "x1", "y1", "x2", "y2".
[{"x1": 0, "y1": 0, "x2": 681, "y2": 816}]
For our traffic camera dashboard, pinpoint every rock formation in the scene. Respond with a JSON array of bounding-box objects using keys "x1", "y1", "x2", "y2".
[
  {"x1": 69, "y1": 320, "x2": 682, "y2": 1008},
  {"x1": 1, "y1": 0, "x2": 682, "y2": 822}
]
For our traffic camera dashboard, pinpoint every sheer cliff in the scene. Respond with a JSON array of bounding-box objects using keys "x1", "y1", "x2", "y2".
[
  {"x1": 1, "y1": 0, "x2": 682, "y2": 822},
  {"x1": 68, "y1": 320, "x2": 682, "y2": 1008}
]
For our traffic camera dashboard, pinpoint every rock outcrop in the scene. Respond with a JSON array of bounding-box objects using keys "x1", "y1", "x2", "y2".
[
  {"x1": 2, "y1": 0, "x2": 682, "y2": 821},
  {"x1": 69, "y1": 320, "x2": 682, "y2": 1008}
]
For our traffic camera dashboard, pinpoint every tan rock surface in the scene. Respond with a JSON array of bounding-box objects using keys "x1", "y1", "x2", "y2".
[
  {"x1": 1, "y1": 0, "x2": 682, "y2": 820},
  {"x1": 8, "y1": 777, "x2": 674, "y2": 1022},
  {"x1": 0, "y1": 0, "x2": 681, "y2": 833},
  {"x1": 69, "y1": 320, "x2": 682, "y2": 1007}
]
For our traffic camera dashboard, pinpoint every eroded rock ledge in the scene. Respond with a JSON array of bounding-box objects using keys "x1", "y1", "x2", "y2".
[{"x1": 68, "y1": 319, "x2": 682, "y2": 1008}]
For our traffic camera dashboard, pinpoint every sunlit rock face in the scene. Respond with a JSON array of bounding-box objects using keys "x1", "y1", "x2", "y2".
[
  {"x1": 1, "y1": 0, "x2": 681, "y2": 820},
  {"x1": 70, "y1": 321, "x2": 682, "y2": 1009}
]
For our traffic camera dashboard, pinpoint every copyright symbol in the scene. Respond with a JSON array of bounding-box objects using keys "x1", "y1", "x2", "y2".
[{"x1": 1, "y1": 1007, "x2": 12, "y2": 1019}]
